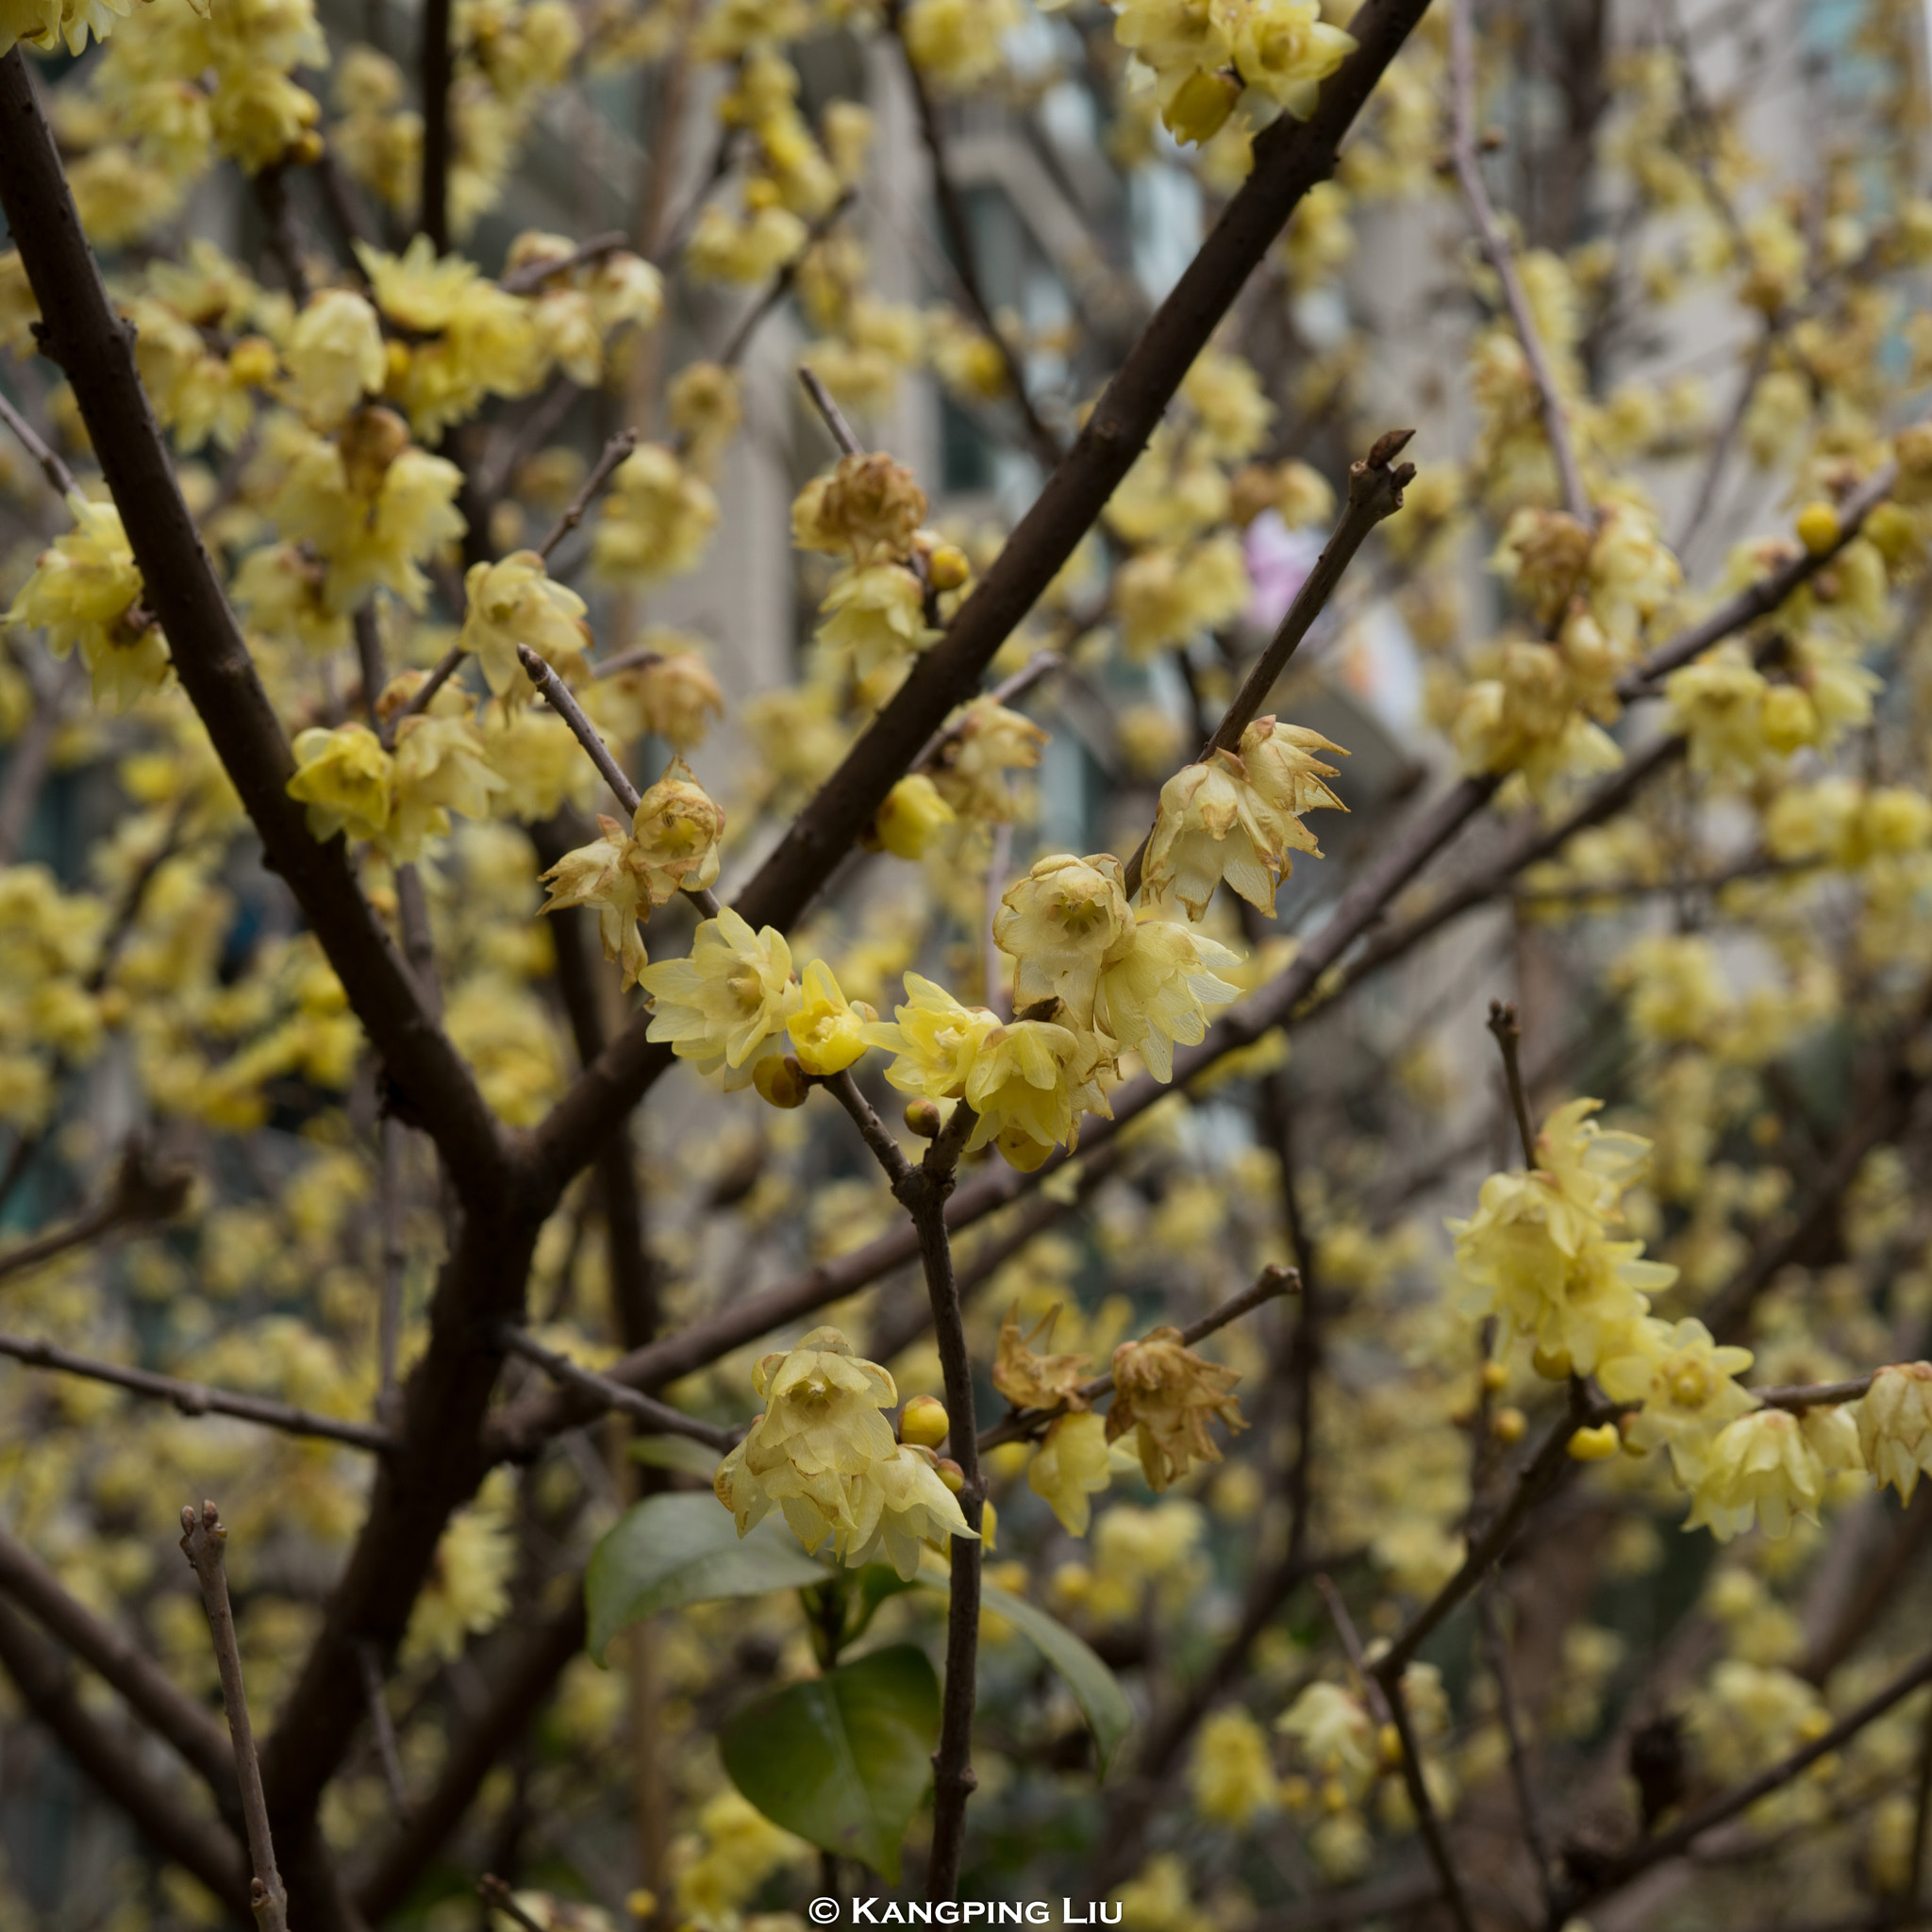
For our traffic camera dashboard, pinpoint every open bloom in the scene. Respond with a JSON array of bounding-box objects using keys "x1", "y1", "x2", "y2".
[
  {"x1": 993, "y1": 1304, "x2": 1092, "y2": 1411},
  {"x1": 785, "y1": 959, "x2": 874, "y2": 1076},
  {"x1": 993, "y1": 853, "x2": 1136, "y2": 1026},
  {"x1": 459, "y1": 549, "x2": 591, "y2": 694},
  {"x1": 862, "y1": 974, "x2": 1001, "y2": 1101},
  {"x1": 1686, "y1": 1408, "x2": 1859, "y2": 1541},
  {"x1": 1141, "y1": 748, "x2": 1317, "y2": 920},
  {"x1": 639, "y1": 908, "x2": 798, "y2": 1084},
  {"x1": 1597, "y1": 1319, "x2": 1757, "y2": 1484},
  {"x1": 1857, "y1": 1362, "x2": 1932, "y2": 1501},
  {"x1": 1028, "y1": 1410, "x2": 1111, "y2": 1535},
  {"x1": 1107, "y1": 1325, "x2": 1246, "y2": 1490},
  {"x1": 539, "y1": 818, "x2": 651, "y2": 988},
  {"x1": 816, "y1": 561, "x2": 935, "y2": 676},
  {"x1": 962, "y1": 1017, "x2": 1112, "y2": 1172},
  {"x1": 286, "y1": 724, "x2": 393, "y2": 844},
  {"x1": 1094, "y1": 918, "x2": 1241, "y2": 1082}
]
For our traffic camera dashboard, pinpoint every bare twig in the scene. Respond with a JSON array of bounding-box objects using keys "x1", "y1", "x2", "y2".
[
  {"x1": 1119, "y1": 429, "x2": 1415, "y2": 899},
  {"x1": 796, "y1": 363, "x2": 863, "y2": 458},
  {"x1": 0, "y1": 384, "x2": 75, "y2": 495},
  {"x1": 1314, "y1": 1575, "x2": 1475, "y2": 1932},
  {"x1": 479, "y1": 1874, "x2": 550, "y2": 1932},
  {"x1": 495, "y1": 1324, "x2": 740, "y2": 1451},
  {"x1": 356, "y1": 1640, "x2": 409, "y2": 1813},
  {"x1": 538, "y1": 427, "x2": 637, "y2": 559},
  {"x1": 394, "y1": 641, "x2": 468, "y2": 724},
  {"x1": 716, "y1": 191, "x2": 854, "y2": 371},
  {"x1": 377, "y1": 1116, "x2": 406, "y2": 1424},
  {"x1": 1478, "y1": 1577, "x2": 1557, "y2": 1914},
  {"x1": 0, "y1": 1330, "x2": 396, "y2": 1451},
  {"x1": 824, "y1": 1071, "x2": 916, "y2": 1186},
  {"x1": 1486, "y1": 999, "x2": 1537, "y2": 1167},
  {"x1": 910, "y1": 650, "x2": 1062, "y2": 771},
  {"x1": 979, "y1": 1263, "x2": 1298, "y2": 1450},
  {"x1": 1448, "y1": 0, "x2": 1591, "y2": 524},
  {"x1": 418, "y1": 0, "x2": 453, "y2": 250},
  {"x1": 180, "y1": 1502, "x2": 291, "y2": 1932},
  {"x1": 0, "y1": 1141, "x2": 192, "y2": 1286}
]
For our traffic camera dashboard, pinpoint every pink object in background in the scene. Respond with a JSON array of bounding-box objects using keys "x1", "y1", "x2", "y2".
[{"x1": 1243, "y1": 511, "x2": 1325, "y2": 633}]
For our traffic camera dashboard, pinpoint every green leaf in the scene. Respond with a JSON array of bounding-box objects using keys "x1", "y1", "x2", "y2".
[
  {"x1": 625, "y1": 1434, "x2": 726, "y2": 1477},
  {"x1": 585, "y1": 1493, "x2": 832, "y2": 1662},
  {"x1": 720, "y1": 1645, "x2": 941, "y2": 1882},
  {"x1": 918, "y1": 1576, "x2": 1133, "y2": 1774}
]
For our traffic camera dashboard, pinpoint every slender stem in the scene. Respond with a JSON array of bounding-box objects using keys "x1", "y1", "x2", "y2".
[
  {"x1": 0, "y1": 386, "x2": 75, "y2": 495},
  {"x1": 0, "y1": 1140, "x2": 192, "y2": 1285},
  {"x1": 797, "y1": 364, "x2": 863, "y2": 458},
  {"x1": 715, "y1": 191, "x2": 854, "y2": 370},
  {"x1": 357, "y1": 1640, "x2": 409, "y2": 1812},
  {"x1": 479, "y1": 1874, "x2": 549, "y2": 1932},
  {"x1": 496, "y1": 1324, "x2": 740, "y2": 1450},
  {"x1": 824, "y1": 1071, "x2": 916, "y2": 1187},
  {"x1": 978, "y1": 1263, "x2": 1298, "y2": 1450},
  {"x1": 355, "y1": 603, "x2": 387, "y2": 725},
  {"x1": 0, "y1": 1329, "x2": 396, "y2": 1451},
  {"x1": 1478, "y1": 1577, "x2": 1557, "y2": 1914},
  {"x1": 253, "y1": 164, "x2": 310, "y2": 306},
  {"x1": 538, "y1": 427, "x2": 637, "y2": 559},
  {"x1": 394, "y1": 641, "x2": 467, "y2": 724},
  {"x1": 1486, "y1": 999, "x2": 1537, "y2": 1167},
  {"x1": 499, "y1": 230, "x2": 630, "y2": 295},
  {"x1": 1448, "y1": 0, "x2": 1591, "y2": 525},
  {"x1": 1118, "y1": 429, "x2": 1415, "y2": 900},
  {"x1": 180, "y1": 1503, "x2": 290, "y2": 1932},
  {"x1": 910, "y1": 650, "x2": 1061, "y2": 771}
]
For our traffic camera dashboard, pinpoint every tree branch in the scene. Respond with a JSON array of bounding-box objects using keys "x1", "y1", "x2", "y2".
[
  {"x1": 0, "y1": 1138, "x2": 192, "y2": 1285},
  {"x1": 0, "y1": 382, "x2": 75, "y2": 494},
  {"x1": 418, "y1": 0, "x2": 453, "y2": 250},
  {"x1": 495, "y1": 1325, "x2": 739, "y2": 1450}
]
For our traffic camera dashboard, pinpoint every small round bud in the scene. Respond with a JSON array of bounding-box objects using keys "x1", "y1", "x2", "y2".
[
  {"x1": 1567, "y1": 1423, "x2": 1622, "y2": 1461},
  {"x1": 926, "y1": 543, "x2": 971, "y2": 591},
  {"x1": 1320, "y1": 1775, "x2": 1351, "y2": 1814},
  {"x1": 1491, "y1": 1406, "x2": 1527, "y2": 1444},
  {"x1": 383, "y1": 339, "x2": 412, "y2": 391},
  {"x1": 95, "y1": 987, "x2": 128, "y2": 1026},
  {"x1": 227, "y1": 335, "x2": 279, "y2": 388},
  {"x1": 743, "y1": 175, "x2": 783, "y2": 210},
  {"x1": 905, "y1": 1098, "x2": 943, "y2": 1139},
  {"x1": 899, "y1": 1395, "x2": 950, "y2": 1449},
  {"x1": 1795, "y1": 500, "x2": 1841, "y2": 556},
  {"x1": 1480, "y1": 1360, "x2": 1508, "y2": 1393},
  {"x1": 1375, "y1": 1723, "x2": 1404, "y2": 1769},
  {"x1": 753, "y1": 1055, "x2": 809, "y2": 1109},
  {"x1": 1759, "y1": 682, "x2": 1818, "y2": 755},
  {"x1": 934, "y1": 1457, "x2": 966, "y2": 1493},
  {"x1": 1531, "y1": 1345, "x2": 1574, "y2": 1382},
  {"x1": 1279, "y1": 1774, "x2": 1313, "y2": 1814}
]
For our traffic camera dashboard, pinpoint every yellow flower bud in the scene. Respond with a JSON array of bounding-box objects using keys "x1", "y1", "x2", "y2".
[
  {"x1": 1480, "y1": 1360, "x2": 1508, "y2": 1392},
  {"x1": 874, "y1": 773, "x2": 958, "y2": 860},
  {"x1": 228, "y1": 335, "x2": 279, "y2": 388},
  {"x1": 1532, "y1": 1345, "x2": 1574, "y2": 1381},
  {"x1": 926, "y1": 543, "x2": 971, "y2": 591},
  {"x1": 1163, "y1": 67, "x2": 1242, "y2": 145},
  {"x1": 752, "y1": 1054, "x2": 809, "y2": 1108},
  {"x1": 899, "y1": 1394, "x2": 951, "y2": 1449},
  {"x1": 935, "y1": 1457, "x2": 965, "y2": 1492},
  {"x1": 905, "y1": 1098, "x2": 944, "y2": 1138},
  {"x1": 1758, "y1": 682, "x2": 1819, "y2": 755},
  {"x1": 1375, "y1": 1723, "x2": 1403, "y2": 1769},
  {"x1": 384, "y1": 339, "x2": 412, "y2": 391},
  {"x1": 1491, "y1": 1406, "x2": 1527, "y2": 1444},
  {"x1": 1568, "y1": 1423, "x2": 1623, "y2": 1460},
  {"x1": 1795, "y1": 501, "x2": 1841, "y2": 555}
]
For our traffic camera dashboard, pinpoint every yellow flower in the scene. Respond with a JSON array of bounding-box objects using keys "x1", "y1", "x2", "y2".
[
  {"x1": 1027, "y1": 1410, "x2": 1111, "y2": 1535},
  {"x1": 930, "y1": 698, "x2": 1049, "y2": 822},
  {"x1": 993, "y1": 853, "x2": 1136, "y2": 1027},
  {"x1": 817, "y1": 561, "x2": 936, "y2": 677},
  {"x1": 963, "y1": 1017, "x2": 1108, "y2": 1172},
  {"x1": 902, "y1": 0, "x2": 1020, "y2": 92},
  {"x1": 284, "y1": 288, "x2": 386, "y2": 428},
  {"x1": 862, "y1": 973, "x2": 1001, "y2": 1102},
  {"x1": 1190, "y1": 1707, "x2": 1278, "y2": 1827},
  {"x1": 387, "y1": 711, "x2": 508, "y2": 861},
  {"x1": 785, "y1": 959, "x2": 874, "y2": 1076},
  {"x1": 286, "y1": 724, "x2": 393, "y2": 845},
  {"x1": 1597, "y1": 1318, "x2": 1757, "y2": 1484},
  {"x1": 791, "y1": 451, "x2": 928, "y2": 564},
  {"x1": 458, "y1": 550, "x2": 591, "y2": 695},
  {"x1": 1857, "y1": 1362, "x2": 1932, "y2": 1502},
  {"x1": 1106, "y1": 1325, "x2": 1245, "y2": 1490},
  {"x1": 1687, "y1": 1409, "x2": 1842, "y2": 1542},
  {"x1": 1278, "y1": 1681, "x2": 1375, "y2": 1790},
  {"x1": 639, "y1": 907, "x2": 798, "y2": 1084},
  {"x1": 591, "y1": 443, "x2": 720, "y2": 587},
  {"x1": 1093, "y1": 918, "x2": 1241, "y2": 1082},
  {"x1": 874, "y1": 773, "x2": 958, "y2": 859},
  {"x1": 713, "y1": 1326, "x2": 975, "y2": 1579},
  {"x1": 1224, "y1": 0, "x2": 1355, "y2": 116},
  {"x1": 629, "y1": 757, "x2": 726, "y2": 904}
]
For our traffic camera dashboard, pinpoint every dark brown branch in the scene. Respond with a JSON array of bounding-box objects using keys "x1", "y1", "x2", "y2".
[
  {"x1": 538, "y1": 427, "x2": 637, "y2": 559},
  {"x1": 1487, "y1": 998, "x2": 1537, "y2": 1167},
  {"x1": 495, "y1": 1325, "x2": 739, "y2": 1450},
  {"x1": 1120, "y1": 428, "x2": 1414, "y2": 898},
  {"x1": 0, "y1": 1595, "x2": 251, "y2": 1916},
  {"x1": 0, "y1": 53, "x2": 514, "y2": 1201},
  {"x1": 0, "y1": 383, "x2": 75, "y2": 494},
  {"x1": 797, "y1": 363, "x2": 862, "y2": 458},
  {"x1": 356, "y1": 1641, "x2": 408, "y2": 1813},
  {"x1": 479, "y1": 1874, "x2": 549, "y2": 1932},
  {"x1": 181, "y1": 1502, "x2": 291, "y2": 1932},
  {"x1": 0, "y1": 1525, "x2": 233, "y2": 1790},
  {"x1": 0, "y1": 1329, "x2": 397, "y2": 1452},
  {"x1": 1478, "y1": 1577, "x2": 1557, "y2": 1915},
  {"x1": 1448, "y1": 0, "x2": 1590, "y2": 525},
  {"x1": 418, "y1": 0, "x2": 453, "y2": 250}
]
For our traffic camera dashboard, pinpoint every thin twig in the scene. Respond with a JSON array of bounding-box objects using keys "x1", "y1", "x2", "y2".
[
  {"x1": 978, "y1": 1264, "x2": 1297, "y2": 1450},
  {"x1": 356, "y1": 1640, "x2": 409, "y2": 1813},
  {"x1": 911, "y1": 650, "x2": 1063, "y2": 771},
  {"x1": 1314, "y1": 1575, "x2": 1475, "y2": 1932},
  {"x1": 1448, "y1": 0, "x2": 1591, "y2": 525},
  {"x1": 1486, "y1": 999, "x2": 1537, "y2": 1167},
  {"x1": 394, "y1": 641, "x2": 467, "y2": 724},
  {"x1": 180, "y1": 1502, "x2": 290, "y2": 1932},
  {"x1": 0, "y1": 1330, "x2": 396, "y2": 1451},
  {"x1": 1478, "y1": 1577, "x2": 1557, "y2": 1914},
  {"x1": 0, "y1": 1141, "x2": 192, "y2": 1286},
  {"x1": 479, "y1": 1873, "x2": 549, "y2": 1932},
  {"x1": 495, "y1": 1325, "x2": 740, "y2": 1451},
  {"x1": 824, "y1": 1071, "x2": 915, "y2": 1187},
  {"x1": 0, "y1": 386, "x2": 75, "y2": 495},
  {"x1": 538, "y1": 427, "x2": 637, "y2": 559},
  {"x1": 796, "y1": 364, "x2": 862, "y2": 458},
  {"x1": 717, "y1": 191, "x2": 855, "y2": 371},
  {"x1": 1119, "y1": 429, "x2": 1415, "y2": 900},
  {"x1": 499, "y1": 230, "x2": 630, "y2": 295},
  {"x1": 418, "y1": 0, "x2": 453, "y2": 250}
]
